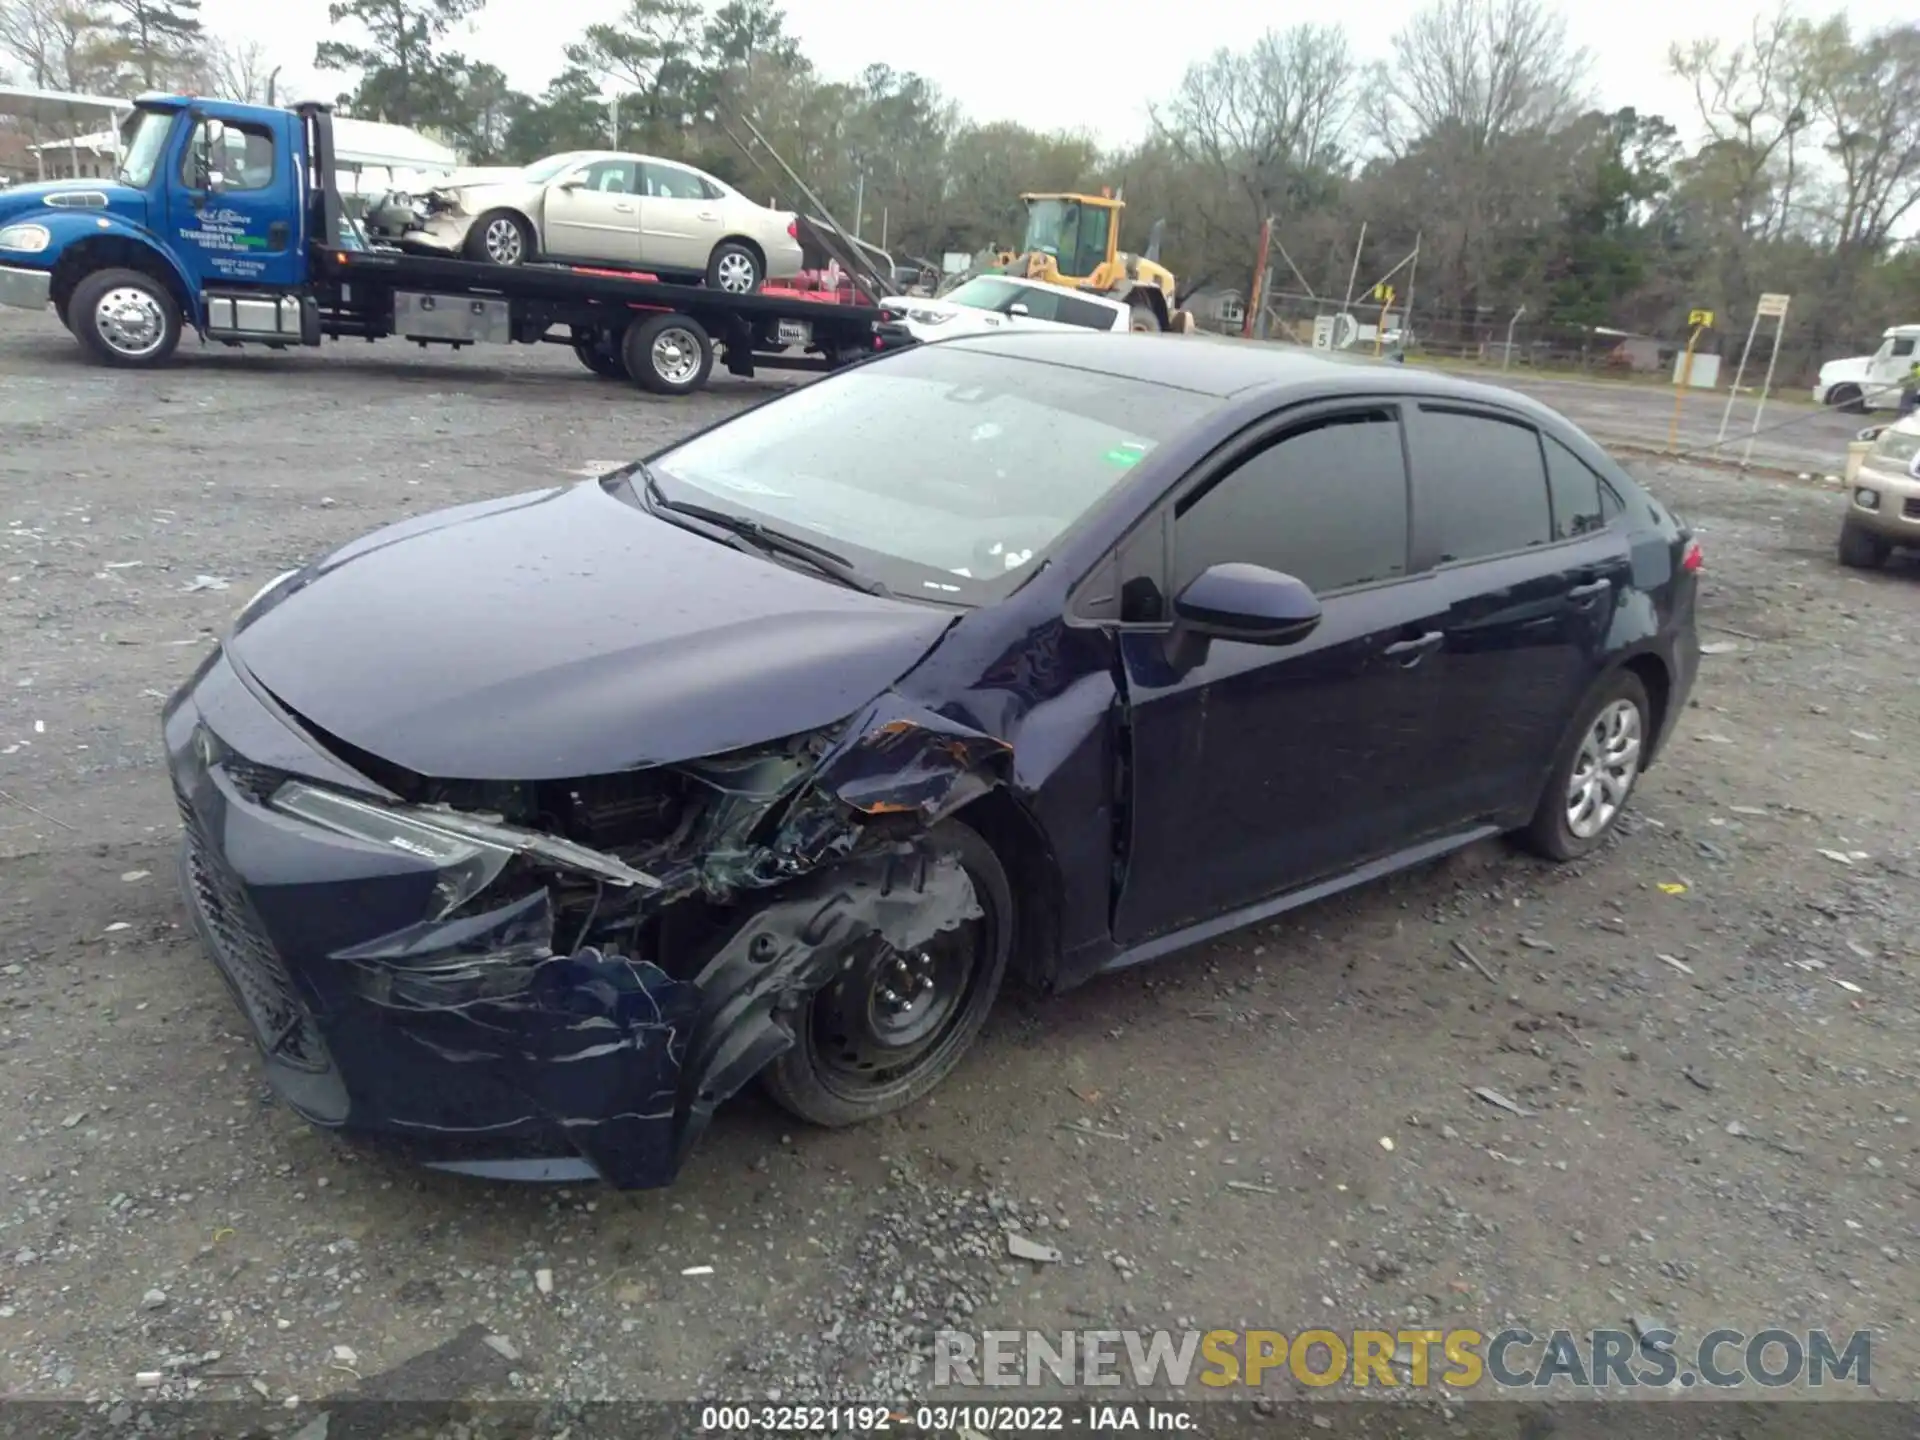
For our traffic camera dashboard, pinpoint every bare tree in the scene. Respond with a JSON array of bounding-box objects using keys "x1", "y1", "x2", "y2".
[
  {"x1": 1370, "y1": 0, "x2": 1590, "y2": 155},
  {"x1": 1669, "y1": 8, "x2": 1814, "y2": 242},
  {"x1": 189, "y1": 35, "x2": 278, "y2": 103},
  {"x1": 1149, "y1": 25, "x2": 1356, "y2": 262},
  {"x1": 1790, "y1": 17, "x2": 1920, "y2": 254},
  {"x1": 0, "y1": 0, "x2": 125, "y2": 92}
]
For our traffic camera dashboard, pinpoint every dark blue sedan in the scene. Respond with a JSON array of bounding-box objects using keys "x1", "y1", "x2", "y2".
[{"x1": 163, "y1": 331, "x2": 1701, "y2": 1187}]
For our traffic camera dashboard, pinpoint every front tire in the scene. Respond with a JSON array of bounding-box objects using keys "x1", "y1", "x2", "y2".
[
  {"x1": 761, "y1": 820, "x2": 1012, "y2": 1129},
  {"x1": 465, "y1": 210, "x2": 532, "y2": 266},
  {"x1": 621, "y1": 312, "x2": 713, "y2": 396},
  {"x1": 69, "y1": 267, "x2": 181, "y2": 368},
  {"x1": 1825, "y1": 383, "x2": 1865, "y2": 414},
  {"x1": 1838, "y1": 520, "x2": 1890, "y2": 569},
  {"x1": 1520, "y1": 671, "x2": 1651, "y2": 862},
  {"x1": 1128, "y1": 298, "x2": 1163, "y2": 332},
  {"x1": 706, "y1": 240, "x2": 762, "y2": 294}
]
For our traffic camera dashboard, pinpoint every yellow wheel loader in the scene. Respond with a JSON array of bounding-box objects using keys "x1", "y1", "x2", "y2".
[{"x1": 977, "y1": 191, "x2": 1195, "y2": 333}]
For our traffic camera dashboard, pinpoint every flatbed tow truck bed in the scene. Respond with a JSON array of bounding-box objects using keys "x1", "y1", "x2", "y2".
[{"x1": 307, "y1": 244, "x2": 889, "y2": 394}]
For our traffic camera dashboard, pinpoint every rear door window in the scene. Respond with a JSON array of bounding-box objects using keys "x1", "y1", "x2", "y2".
[
  {"x1": 1054, "y1": 294, "x2": 1121, "y2": 330},
  {"x1": 1543, "y1": 436, "x2": 1607, "y2": 538},
  {"x1": 1415, "y1": 408, "x2": 1553, "y2": 564}
]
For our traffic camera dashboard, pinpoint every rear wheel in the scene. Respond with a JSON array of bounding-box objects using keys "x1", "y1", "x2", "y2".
[
  {"x1": 621, "y1": 311, "x2": 713, "y2": 396},
  {"x1": 761, "y1": 821, "x2": 1011, "y2": 1128},
  {"x1": 1838, "y1": 520, "x2": 1890, "y2": 569},
  {"x1": 465, "y1": 210, "x2": 532, "y2": 266},
  {"x1": 706, "y1": 241, "x2": 762, "y2": 294},
  {"x1": 69, "y1": 267, "x2": 181, "y2": 367},
  {"x1": 1128, "y1": 298, "x2": 1163, "y2": 332},
  {"x1": 1520, "y1": 671, "x2": 1651, "y2": 862}
]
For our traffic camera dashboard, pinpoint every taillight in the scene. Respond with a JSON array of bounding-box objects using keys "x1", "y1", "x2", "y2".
[
  {"x1": 1681, "y1": 539, "x2": 1703, "y2": 572},
  {"x1": 787, "y1": 218, "x2": 798, "y2": 239}
]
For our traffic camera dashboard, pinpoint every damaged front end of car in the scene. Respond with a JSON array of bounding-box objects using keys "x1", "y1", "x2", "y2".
[
  {"x1": 360, "y1": 187, "x2": 469, "y2": 253},
  {"x1": 166, "y1": 662, "x2": 1013, "y2": 1189}
]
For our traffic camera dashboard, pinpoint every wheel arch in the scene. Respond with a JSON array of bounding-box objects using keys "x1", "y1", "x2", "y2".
[
  {"x1": 716, "y1": 233, "x2": 767, "y2": 270},
  {"x1": 954, "y1": 787, "x2": 1064, "y2": 992},
  {"x1": 51, "y1": 236, "x2": 193, "y2": 322},
  {"x1": 1615, "y1": 650, "x2": 1673, "y2": 767}
]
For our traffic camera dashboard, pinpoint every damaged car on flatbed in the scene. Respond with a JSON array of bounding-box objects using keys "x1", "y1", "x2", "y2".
[{"x1": 164, "y1": 331, "x2": 1701, "y2": 1188}]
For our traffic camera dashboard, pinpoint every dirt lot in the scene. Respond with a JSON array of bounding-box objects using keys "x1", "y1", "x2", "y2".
[{"x1": 2, "y1": 310, "x2": 1916, "y2": 1416}]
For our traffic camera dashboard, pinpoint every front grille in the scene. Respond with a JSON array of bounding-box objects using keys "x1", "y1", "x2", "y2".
[
  {"x1": 176, "y1": 791, "x2": 332, "y2": 1074},
  {"x1": 1903, "y1": 497, "x2": 1920, "y2": 520}
]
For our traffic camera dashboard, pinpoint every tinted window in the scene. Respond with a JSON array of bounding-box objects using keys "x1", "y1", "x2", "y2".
[
  {"x1": 1174, "y1": 411, "x2": 1410, "y2": 595},
  {"x1": 1418, "y1": 409, "x2": 1552, "y2": 563},
  {"x1": 575, "y1": 159, "x2": 637, "y2": 193},
  {"x1": 1054, "y1": 294, "x2": 1121, "y2": 330},
  {"x1": 182, "y1": 118, "x2": 275, "y2": 192},
  {"x1": 1892, "y1": 337, "x2": 1915, "y2": 358},
  {"x1": 1543, "y1": 435, "x2": 1606, "y2": 538},
  {"x1": 1010, "y1": 285, "x2": 1061, "y2": 321}
]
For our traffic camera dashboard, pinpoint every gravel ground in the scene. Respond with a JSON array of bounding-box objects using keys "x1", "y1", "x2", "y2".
[{"x1": 1, "y1": 310, "x2": 1916, "y2": 1417}]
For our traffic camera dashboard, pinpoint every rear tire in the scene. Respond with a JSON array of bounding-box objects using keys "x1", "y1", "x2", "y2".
[
  {"x1": 706, "y1": 240, "x2": 762, "y2": 294},
  {"x1": 1519, "y1": 671, "x2": 1652, "y2": 862},
  {"x1": 621, "y1": 312, "x2": 713, "y2": 396},
  {"x1": 1837, "y1": 520, "x2": 1890, "y2": 569},
  {"x1": 1128, "y1": 299, "x2": 1163, "y2": 333},
  {"x1": 69, "y1": 267, "x2": 181, "y2": 368},
  {"x1": 761, "y1": 820, "x2": 1011, "y2": 1129}
]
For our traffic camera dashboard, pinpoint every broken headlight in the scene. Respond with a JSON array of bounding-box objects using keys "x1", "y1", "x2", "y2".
[
  {"x1": 272, "y1": 781, "x2": 516, "y2": 921},
  {"x1": 270, "y1": 781, "x2": 662, "y2": 921}
]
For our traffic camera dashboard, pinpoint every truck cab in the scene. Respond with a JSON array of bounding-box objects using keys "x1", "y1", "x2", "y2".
[
  {"x1": 0, "y1": 96, "x2": 326, "y2": 364},
  {"x1": 1815, "y1": 324, "x2": 1920, "y2": 413}
]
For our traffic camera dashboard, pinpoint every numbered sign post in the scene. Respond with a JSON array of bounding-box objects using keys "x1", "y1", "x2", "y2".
[
  {"x1": 1668, "y1": 311, "x2": 1714, "y2": 454},
  {"x1": 1743, "y1": 294, "x2": 1791, "y2": 469},
  {"x1": 1717, "y1": 293, "x2": 1790, "y2": 457},
  {"x1": 1372, "y1": 283, "x2": 1396, "y2": 355}
]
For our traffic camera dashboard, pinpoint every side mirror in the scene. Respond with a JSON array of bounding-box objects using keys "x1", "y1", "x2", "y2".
[
  {"x1": 206, "y1": 170, "x2": 226, "y2": 192},
  {"x1": 1857, "y1": 425, "x2": 1884, "y2": 443},
  {"x1": 557, "y1": 177, "x2": 583, "y2": 191},
  {"x1": 1007, "y1": 302, "x2": 1030, "y2": 317},
  {"x1": 1173, "y1": 562, "x2": 1322, "y2": 645}
]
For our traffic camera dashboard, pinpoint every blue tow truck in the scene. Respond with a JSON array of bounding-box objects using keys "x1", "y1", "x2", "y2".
[{"x1": 0, "y1": 96, "x2": 885, "y2": 394}]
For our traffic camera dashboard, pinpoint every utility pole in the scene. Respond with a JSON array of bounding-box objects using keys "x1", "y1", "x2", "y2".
[
  {"x1": 608, "y1": 94, "x2": 619, "y2": 148},
  {"x1": 852, "y1": 172, "x2": 865, "y2": 240}
]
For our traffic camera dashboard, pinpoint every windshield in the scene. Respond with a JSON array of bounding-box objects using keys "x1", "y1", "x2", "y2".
[
  {"x1": 1021, "y1": 198, "x2": 1112, "y2": 278},
  {"x1": 117, "y1": 109, "x2": 174, "y2": 188},
  {"x1": 520, "y1": 153, "x2": 587, "y2": 184},
  {"x1": 943, "y1": 277, "x2": 1027, "y2": 313},
  {"x1": 644, "y1": 345, "x2": 1217, "y2": 603}
]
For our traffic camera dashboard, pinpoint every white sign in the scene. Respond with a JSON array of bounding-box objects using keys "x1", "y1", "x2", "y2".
[{"x1": 1757, "y1": 292, "x2": 1791, "y2": 318}]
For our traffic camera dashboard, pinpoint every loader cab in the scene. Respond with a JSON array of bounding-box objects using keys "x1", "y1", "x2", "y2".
[{"x1": 1020, "y1": 194, "x2": 1117, "y2": 281}]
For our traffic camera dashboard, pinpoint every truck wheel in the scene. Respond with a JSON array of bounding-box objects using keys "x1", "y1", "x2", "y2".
[
  {"x1": 622, "y1": 312, "x2": 713, "y2": 396},
  {"x1": 466, "y1": 211, "x2": 532, "y2": 266},
  {"x1": 706, "y1": 241, "x2": 762, "y2": 294},
  {"x1": 1128, "y1": 299, "x2": 1164, "y2": 333},
  {"x1": 1824, "y1": 383, "x2": 1865, "y2": 413},
  {"x1": 1837, "y1": 520, "x2": 1890, "y2": 569},
  {"x1": 70, "y1": 268, "x2": 181, "y2": 367},
  {"x1": 570, "y1": 327, "x2": 626, "y2": 379}
]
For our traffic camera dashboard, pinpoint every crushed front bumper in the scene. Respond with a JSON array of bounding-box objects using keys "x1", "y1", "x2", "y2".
[
  {"x1": 0, "y1": 263, "x2": 52, "y2": 312},
  {"x1": 162, "y1": 650, "x2": 984, "y2": 1187}
]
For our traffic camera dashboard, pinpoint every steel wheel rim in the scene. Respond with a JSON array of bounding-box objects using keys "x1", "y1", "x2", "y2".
[
  {"x1": 94, "y1": 287, "x2": 166, "y2": 357},
  {"x1": 715, "y1": 250, "x2": 757, "y2": 292},
  {"x1": 649, "y1": 327, "x2": 702, "y2": 384},
  {"x1": 484, "y1": 218, "x2": 524, "y2": 264},
  {"x1": 810, "y1": 923, "x2": 983, "y2": 1096},
  {"x1": 1566, "y1": 698, "x2": 1642, "y2": 839}
]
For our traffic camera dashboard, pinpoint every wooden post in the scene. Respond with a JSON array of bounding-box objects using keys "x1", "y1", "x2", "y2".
[{"x1": 1243, "y1": 217, "x2": 1273, "y2": 341}]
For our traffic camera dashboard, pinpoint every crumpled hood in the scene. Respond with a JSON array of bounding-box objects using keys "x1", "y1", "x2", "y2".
[{"x1": 230, "y1": 480, "x2": 955, "y2": 782}]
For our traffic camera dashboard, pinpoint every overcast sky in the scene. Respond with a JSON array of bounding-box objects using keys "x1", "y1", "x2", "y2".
[{"x1": 202, "y1": 0, "x2": 1915, "y2": 148}]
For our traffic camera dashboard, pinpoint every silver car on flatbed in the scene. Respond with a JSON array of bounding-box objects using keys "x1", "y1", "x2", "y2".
[{"x1": 366, "y1": 150, "x2": 806, "y2": 293}]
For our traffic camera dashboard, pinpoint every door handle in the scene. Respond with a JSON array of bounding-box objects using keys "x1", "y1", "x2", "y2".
[
  {"x1": 697, "y1": 210, "x2": 718, "y2": 221},
  {"x1": 1566, "y1": 578, "x2": 1612, "y2": 607},
  {"x1": 613, "y1": 202, "x2": 634, "y2": 213},
  {"x1": 1383, "y1": 630, "x2": 1444, "y2": 666}
]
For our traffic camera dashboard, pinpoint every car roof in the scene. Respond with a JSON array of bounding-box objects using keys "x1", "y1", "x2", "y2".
[{"x1": 936, "y1": 330, "x2": 1563, "y2": 412}]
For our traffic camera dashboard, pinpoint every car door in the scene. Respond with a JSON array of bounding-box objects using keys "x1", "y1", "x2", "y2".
[
  {"x1": 638, "y1": 161, "x2": 723, "y2": 273},
  {"x1": 1404, "y1": 404, "x2": 1634, "y2": 825},
  {"x1": 540, "y1": 158, "x2": 642, "y2": 263},
  {"x1": 1109, "y1": 402, "x2": 1455, "y2": 943},
  {"x1": 168, "y1": 113, "x2": 304, "y2": 289}
]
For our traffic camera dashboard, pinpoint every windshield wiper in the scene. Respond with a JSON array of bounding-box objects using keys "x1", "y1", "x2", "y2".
[{"x1": 639, "y1": 466, "x2": 892, "y2": 597}]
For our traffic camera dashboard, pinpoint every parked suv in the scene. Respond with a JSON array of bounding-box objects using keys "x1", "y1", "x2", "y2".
[{"x1": 1840, "y1": 416, "x2": 1920, "y2": 567}]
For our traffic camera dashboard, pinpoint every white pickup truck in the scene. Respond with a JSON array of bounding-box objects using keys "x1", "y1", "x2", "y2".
[
  {"x1": 880, "y1": 275, "x2": 1132, "y2": 343},
  {"x1": 1815, "y1": 324, "x2": 1920, "y2": 412}
]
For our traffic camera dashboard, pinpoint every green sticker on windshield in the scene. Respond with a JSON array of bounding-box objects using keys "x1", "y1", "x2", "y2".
[{"x1": 1103, "y1": 441, "x2": 1149, "y2": 467}]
